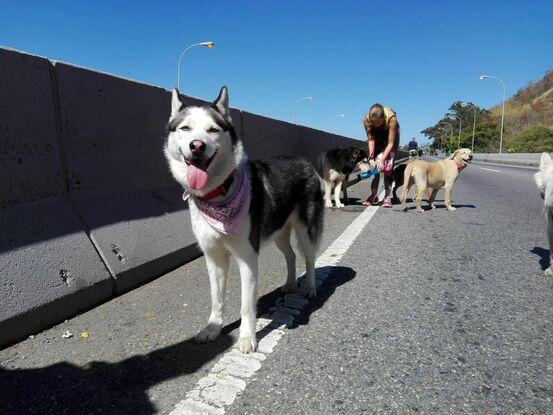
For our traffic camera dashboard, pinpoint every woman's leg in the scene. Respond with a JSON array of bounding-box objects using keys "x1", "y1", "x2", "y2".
[
  {"x1": 382, "y1": 152, "x2": 396, "y2": 206},
  {"x1": 370, "y1": 174, "x2": 380, "y2": 199}
]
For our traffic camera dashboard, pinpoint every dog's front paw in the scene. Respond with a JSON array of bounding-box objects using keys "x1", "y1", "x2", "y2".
[
  {"x1": 236, "y1": 336, "x2": 257, "y2": 353},
  {"x1": 325, "y1": 201, "x2": 333, "y2": 208},
  {"x1": 303, "y1": 285, "x2": 317, "y2": 299},
  {"x1": 281, "y1": 281, "x2": 297, "y2": 293},
  {"x1": 545, "y1": 267, "x2": 553, "y2": 277},
  {"x1": 447, "y1": 206, "x2": 457, "y2": 211},
  {"x1": 195, "y1": 323, "x2": 222, "y2": 343},
  {"x1": 416, "y1": 208, "x2": 424, "y2": 213}
]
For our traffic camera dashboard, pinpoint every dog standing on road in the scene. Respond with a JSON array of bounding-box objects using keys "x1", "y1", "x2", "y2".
[
  {"x1": 164, "y1": 86, "x2": 324, "y2": 353},
  {"x1": 534, "y1": 152, "x2": 553, "y2": 277},
  {"x1": 400, "y1": 148, "x2": 473, "y2": 212},
  {"x1": 320, "y1": 147, "x2": 367, "y2": 208}
]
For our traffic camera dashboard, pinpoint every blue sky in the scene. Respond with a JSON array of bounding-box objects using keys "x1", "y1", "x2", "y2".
[{"x1": 1, "y1": 1, "x2": 552, "y2": 145}]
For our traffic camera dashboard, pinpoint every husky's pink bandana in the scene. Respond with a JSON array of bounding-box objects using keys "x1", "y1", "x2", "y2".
[{"x1": 185, "y1": 165, "x2": 250, "y2": 235}]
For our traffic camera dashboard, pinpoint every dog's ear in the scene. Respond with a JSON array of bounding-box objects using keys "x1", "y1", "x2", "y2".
[
  {"x1": 536, "y1": 153, "x2": 553, "y2": 191},
  {"x1": 171, "y1": 88, "x2": 184, "y2": 118},
  {"x1": 449, "y1": 150, "x2": 459, "y2": 160},
  {"x1": 213, "y1": 86, "x2": 230, "y2": 120},
  {"x1": 540, "y1": 153, "x2": 553, "y2": 171}
]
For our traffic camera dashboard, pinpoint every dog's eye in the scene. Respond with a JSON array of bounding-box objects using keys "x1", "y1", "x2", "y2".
[
  {"x1": 180, "y1": 125, "x2": 191, "y2": 131},
  {"x1": 207, "y1": 127, "x2": 220, "y2": 133}
]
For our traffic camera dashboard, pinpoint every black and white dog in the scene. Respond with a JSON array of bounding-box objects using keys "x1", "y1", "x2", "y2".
[
  {"x1": 320, "y1": 147, "x2": 367, "y2": 208},
  {"x1": 164, "y1": 86, "x2": 324, "y2": 353}
]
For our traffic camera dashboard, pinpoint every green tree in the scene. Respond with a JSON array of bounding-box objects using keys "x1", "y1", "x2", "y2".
[
  {"x1": 506, "y1": 126, "x2": 553, "y2": 152},
  {"x1": 421, "y1": 101, "x2": 490, "y2": 149}
]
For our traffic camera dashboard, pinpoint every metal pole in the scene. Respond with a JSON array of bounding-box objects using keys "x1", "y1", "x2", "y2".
[
  {"x1": 480, "y1": 75, "x2": 506, "y2": 154},
  {"x1": 293, "y1": 96, "x2": 312, "y2": 124},
  {"x1": 177, "y1": 42, "x2": 214, "y2": 91},
  {"x1": 500, "y1": 81, "x2": 506, "y2": 154},
  {"x1": 471, "y1": 105, "x2": 477, "y2": 152},
  {"x1": 457, "y1": 117, "x2": 462, "y2": 149}
]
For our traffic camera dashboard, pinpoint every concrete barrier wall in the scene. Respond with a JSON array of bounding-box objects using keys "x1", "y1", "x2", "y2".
[
  {"x1": 0, "y1": 48, "x2": 114, "y2": 346},
  {"x1": 0, "y1": 46, "x2": 364, "y2": 347},
  {"x1": 472, "y1": 153, "x2": 548, "y2": 167}
]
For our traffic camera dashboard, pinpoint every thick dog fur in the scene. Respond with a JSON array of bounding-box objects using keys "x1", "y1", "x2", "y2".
[
  {"x1": 320, "y1": 147, "x2": 367, "y2": 208},
  {"x1": 400, "y1": 148, "x2": 473, "y2": 212},
  {"x1": 534, "y1": 152, "x2": 553, "y2": 277},
  {"x1": 164, "y1": 86, "x2": 324, "y2": 353}
]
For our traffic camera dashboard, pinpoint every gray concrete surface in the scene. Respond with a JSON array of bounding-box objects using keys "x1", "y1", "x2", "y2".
[
  {"x1": 0, "y1": 198, "x2": 113, "y2": 348},
  {"x1": 473, "y1": 152, "x2": 550, "y2": 167},
  {"x1": 0, "y1": 47, "x2": 63, "y2": 206},
  {"x1": 241, "y1": 111, "x2": 303, "y2": 160},
  {"x1": 1, "y1": 163, "x2": 551, "y2": 414},
  {"x1": 300, "y1": 126, "x2": 363, "y2": 167},
  {"x1": 0, "y1": 48, "x2": 113, "y2": 347}
]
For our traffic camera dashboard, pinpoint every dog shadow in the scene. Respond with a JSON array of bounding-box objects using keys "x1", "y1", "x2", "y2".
[
  {"x1": 0, "y1": 267, "x2": 355, "y2": 414},
  {"x1": 530, "y1": 247, "x2": 550, "y2": 270},
  {"x1": 256, "y1": 266, "x2": 356, "y2": 330},
  {"x1": 295, "y1": 266, "x2": 356, "y2": 327},
  {"x1": 0, "y1": 330, "x2": 236, "y2": 415},
  {"x1": 402, "y1": 201, "x2": 476, "y2": 211}
]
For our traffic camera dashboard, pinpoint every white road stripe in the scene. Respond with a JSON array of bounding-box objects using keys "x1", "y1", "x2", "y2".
[
  {"x1": 480, "y1": 167, "x2": 501, "y2": 173},
  {"x1": 170, "y1": 193, "x2": 384, "y2": 414}
]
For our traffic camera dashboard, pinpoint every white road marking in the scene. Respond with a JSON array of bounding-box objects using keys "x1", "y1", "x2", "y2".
[
  {"x1": 169, "y1": 192, "x2": 384, "y2": 414},
  {"x1": 480, "y1": 167, "x2": 501, "y2": 173}
]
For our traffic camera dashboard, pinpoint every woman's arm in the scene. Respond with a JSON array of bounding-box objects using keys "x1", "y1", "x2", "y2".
[
  {"x1": 363, "y1": 114, "x2": 375, "y2": 159},
  {"x1": 381, "y1": 116, "x2": 398, "y2": 161}
]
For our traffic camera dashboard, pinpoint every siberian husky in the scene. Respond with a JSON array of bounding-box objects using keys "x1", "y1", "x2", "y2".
[
  {"x1": 320, "y1": 147, "x2": 366, "y2": 208},
  {"x1": 164, "y1": 86, "x2": 324, "y2": 353},
  {"x1": 534, "y1": 152, "x2": 553, "y2": 277}
]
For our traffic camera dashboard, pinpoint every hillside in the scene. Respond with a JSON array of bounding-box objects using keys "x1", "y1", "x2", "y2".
[{"x1": 490, "y1": 70, "x2": 553, "y2": 139}]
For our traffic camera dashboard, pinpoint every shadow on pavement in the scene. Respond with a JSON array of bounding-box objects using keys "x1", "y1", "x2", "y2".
[
  {"x1": 402, "y1": 203, "x2": 476, "y2": 212},
  {"x1": 530, "y1": 246, "x2": 550, "y2": 270},
  {"x1": 0, "y1": 331, "x2": 234, "y2": 415},
  {"x1": 0, "y1": 267, "x2": 354, "y2": 414},
  {"x1": 296, "y1": 266, "x2": 356, "y2": 327}
]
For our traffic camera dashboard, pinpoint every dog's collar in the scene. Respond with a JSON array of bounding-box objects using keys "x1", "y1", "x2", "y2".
[
  {"x1": 198, "y1": 170, "x2": 236, "y2": 201},
  {"x1": 454, "y1": 160, "x2": 465, "y2": 171}
]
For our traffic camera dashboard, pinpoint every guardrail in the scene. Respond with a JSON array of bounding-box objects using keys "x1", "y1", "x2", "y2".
[
  {"x1": 0, "y1": 47, "x2": 367, "y2": 347},
  {"x1": 472, "y1": 153, "x2": 548, "y2": 168}
]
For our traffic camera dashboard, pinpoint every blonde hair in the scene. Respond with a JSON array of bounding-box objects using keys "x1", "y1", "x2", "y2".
[{"x1": 369, "y1": 103, "x2": 385, "y2": 119}]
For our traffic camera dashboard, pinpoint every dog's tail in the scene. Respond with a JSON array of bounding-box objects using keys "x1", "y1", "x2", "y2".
[{"x1": 399, "y1": 161, "x2": 415, "y2": 209}]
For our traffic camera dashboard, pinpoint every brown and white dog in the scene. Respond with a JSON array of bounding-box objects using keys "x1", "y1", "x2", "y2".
[{"x1": 400, "y1": 148, "x2": 473, "y2": 212}]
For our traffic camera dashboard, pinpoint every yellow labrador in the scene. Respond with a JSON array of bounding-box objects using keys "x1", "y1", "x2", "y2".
[{"x1": 400, "y1": 148, "x2": 473, "y2": 212}]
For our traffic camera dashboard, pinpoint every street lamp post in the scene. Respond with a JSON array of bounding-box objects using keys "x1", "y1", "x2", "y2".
[
  {"x1": 293, "y1": 96, "x2": 313, "y2": 124},
  {"x1": 468, "y1": 104, "x2": 477, "y2": 152},
  {"x1": 459, "y1": 101, "x2": 478, "y2": 152},
  {"x1": 480, "y1": 74, "x2": 506, "y2": 154},
  {"x1": 449, "y1": 115, "x2": 462, "y2": 149},
  {"x1": 177, "y1": 41, "x2": 215, "y2": 90},
  {"x1": 439, "y1": 124, "x2": 453, "y2": 153}
]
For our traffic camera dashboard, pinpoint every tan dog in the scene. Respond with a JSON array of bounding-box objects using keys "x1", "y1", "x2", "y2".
[{"x1": 400, "y1": 148, "x2": 473, "y2": 212}]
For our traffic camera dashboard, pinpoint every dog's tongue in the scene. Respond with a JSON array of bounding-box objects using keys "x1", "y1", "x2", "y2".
[{"x1": 187, "y1": 164, "x2": 208, "y2": 190}]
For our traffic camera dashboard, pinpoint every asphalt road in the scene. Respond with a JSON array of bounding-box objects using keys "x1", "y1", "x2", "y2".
[{"x1": 1, "y1": 160, "x2": 552, "y2": 414}]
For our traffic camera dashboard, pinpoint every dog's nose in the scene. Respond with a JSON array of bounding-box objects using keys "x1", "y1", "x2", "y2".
[{"x1": 189, "y1": 140, "x2": 206, "y2": 155}]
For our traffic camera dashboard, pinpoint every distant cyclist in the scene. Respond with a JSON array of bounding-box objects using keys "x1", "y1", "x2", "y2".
[{"x1": 408, "y1": 137, "x2": 418, "y2": 160}]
